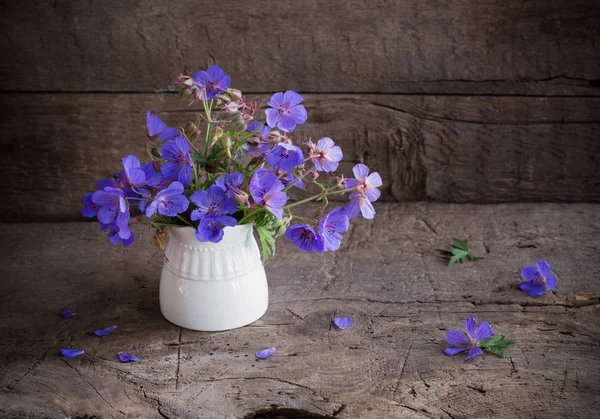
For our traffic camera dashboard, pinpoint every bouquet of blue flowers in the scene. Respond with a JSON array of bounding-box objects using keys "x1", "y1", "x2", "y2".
[{"x1": 82, "y1": 66, "x2": 382, "y2": 261}]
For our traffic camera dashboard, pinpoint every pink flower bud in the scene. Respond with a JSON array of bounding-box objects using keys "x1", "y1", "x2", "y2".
[
  {"x1": 234, "y1": 190, "x2": 250, "y2": 205},
  {"x1": 335, "y1": 175, "x2": 346, "y2": 189}
]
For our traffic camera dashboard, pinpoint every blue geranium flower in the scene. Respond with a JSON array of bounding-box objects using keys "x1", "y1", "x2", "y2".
[
  {"x1": 192, "y1": 65, "x2": 231, "y2": 99},
  {"x1": 265, "y1": 91, "x2": 307, "y2": 133},
  {"x1": 520, "y1": 260, "x2": 556, "y2": 296}
]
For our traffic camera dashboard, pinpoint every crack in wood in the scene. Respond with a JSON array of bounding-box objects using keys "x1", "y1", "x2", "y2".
[
  {"x1": 61, "y1": 359, "x2": 125, "y2": 416},
  {"x1": 393, "y1": 339, "x2": 413, "y2": 399},
  {"x1": 142, "y1": 389, "x2": 171, "y2": 419},
  {"x1": 285, "y1": 308, "x2": 305, "y2": 321}
]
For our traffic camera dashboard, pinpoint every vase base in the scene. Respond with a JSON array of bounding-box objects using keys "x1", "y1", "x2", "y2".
[
  {"x1": 160, "y1": 302, "x2": 268, "y2": 332},
  {"x1": 159, "y1": 263, "x2": 269, "y2": 332}
]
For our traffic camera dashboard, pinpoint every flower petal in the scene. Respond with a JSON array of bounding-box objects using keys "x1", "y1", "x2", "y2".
[
  {"x1": 536, "y1": 260, "x2": 552, "y2": 279},
  {"x1": 519, "y1": 281, "x2": 535, "y2": 291},
  {"x1": 277, "y1": 115, "x2": 297, "y2": 133},
  {"x1": 288, "y1": 104, "x2": 308, "y2": 124},
  {"x1": 60, "y1": 309, "x2": 76, "y2": 319},
  {"x1": 61, "y1": 349, "x2": 84, "y2": 358},
  {"x1": 267, "y1": 92, "x2": 284, "y2": 108},
  {"x1": 352, "y1": 164, "x2": 369, "y2": 180},
  {"x1": 464, "y1": 315, "x2": 477, "y2": 339},
  {"x1": 546, "y1": 274, "x2": 557, "y2": 291},
  {"x1": 444, "y1": 345, "x2": 470, "y2": 356},
  {"x1": 333, "y1": 317, "x2": 353, "y2": 330},
  {"x1": 465, "y1": 346, "x2": 484, "y2": 361},
  {"x1": 475, "y1": 321, "x2": 494, "y2": 341},
  {"x1": 316, "y1": 137, "x2": 335, "y2": 150},
  {"x1": 255, "y1": 347, "x2": 276, "y2": 359},
  {"x1": 283, "y1": 90, "x2": 303, "y2": 107},
  {"x1": 521, "y1": 265, "x2": 539, "y2": 282},
  {"x1": 366, "y1": 172, "x2": 383, "y2": 188},
  {"x1": 446, "y1": 330, "x2": 470, "y2": 345},
  {"x1": 527, "y1": 284, "x2": 547, "y2": 297},
  {"x1": 359, "y1": 198, "x2": 376, "y2": 220},
  {"x1": 365, "y1": 188, "x2": 381, "y2": 202},
  {"x1": 118, "y1": 352, "x2": 139, "y2": 363},
  {"x1": 94, "y1": 325, "x2": 117, "y2": 337}
]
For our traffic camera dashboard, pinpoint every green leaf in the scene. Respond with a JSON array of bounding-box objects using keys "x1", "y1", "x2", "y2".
[
  {"x1": 487, "y1": 347, "x2": 505, "y2": 358},
  {"x1": 437, "y1": 239, "x2": 484, "y2": 265},
  {"x1": 256, "y1": 225, "x2": 277, "y2": 264},
  {"x1": 478, "y1": 332, "x2": 517, "y2": 358}
]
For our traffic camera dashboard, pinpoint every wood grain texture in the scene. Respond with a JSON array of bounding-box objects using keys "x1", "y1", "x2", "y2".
[
  {"x1": 0, "y1": 203, "x2": 599, "y2": 418},
  {"x1": 1, "y1": 93, "x2": 599, "y2": 221},
  {"x1": 1, "y1": 0, "x2": 599, "y2": 95}
]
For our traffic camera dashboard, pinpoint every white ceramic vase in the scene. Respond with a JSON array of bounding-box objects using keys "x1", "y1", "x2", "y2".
[{"x1": 159, "y1": 224, "x2": 268, "y2": 331}]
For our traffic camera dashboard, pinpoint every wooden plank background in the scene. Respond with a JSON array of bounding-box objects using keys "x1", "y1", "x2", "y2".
[{"x1": 1, "y1": 0, "x2": 599, "y2": 221}]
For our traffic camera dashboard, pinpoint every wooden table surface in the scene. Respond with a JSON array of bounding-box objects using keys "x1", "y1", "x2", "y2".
[{"x1": 1, "y1": 203, "x2": 599, "y2": 419}]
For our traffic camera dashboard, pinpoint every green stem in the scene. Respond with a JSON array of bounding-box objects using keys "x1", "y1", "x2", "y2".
[
  {"x1": 291, "y1": 214, "x2": 314, "y2": 224},
  {"x1": 283, "y1": 188, "x2": 347, "y2": 210},
  {"x1": 176, "y1": 215, "x2": 194, "y2": 227},
  {"x1": 237, "y1": 211, "x2": 255, "y2": 225}
]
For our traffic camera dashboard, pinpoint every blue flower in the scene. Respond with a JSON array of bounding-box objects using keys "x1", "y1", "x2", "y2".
[
  {"x1": 249, "y1": 169, "x2": 287, "y2": 219},
  {"x1": 146, "y1": 110, "x2": 178, "y2": 140},
  {"x1": 122, "y1": 155, "x2": 146, "y2": 187},
  {"x1": 92, "y1": 187, "x2": 131, "y2": 238},
  {"x1": 444, "y1": 315, "x2": 493, "y2": 360},
  {"x1": 285, "y1": 225, "x2": 324, "y2": 253},
  {"x1": 192, "y1": 65, "x2": 231, "y2": 99},
  {"x1": 196, "y1": 215, "x2": 237, "y2": 243},
  {"x1": 161, "y1": 136, "x2": 193, "y2": 186},
  {"x1": 215, "y1": 172, "x2": 244, "y2": 198},
  {"x1": 318, "y1": 207, "x2": 350, "y2": 251},
  {"x1": 266, "y1": 143, "x2": 304, "y2": 172},
  {"x1": 265, "y1": 91, "x2": 308, "y2": 133},
  {"x1": 520, "y1": 260, "x2": 556, "y2": 297},
  {"x1": 145, "y1": 181, "x2": 189, "y2": 217},
  {"x1": 310, "y1": 137, "x2": 343, "y2": 173},
  {"x1": 82, "y1": 192, "x2": 99, "y2": 218},
  {"x1": 101, "y1": 222, "x2": 135, "y2": 247},
  {"x1": 345, "y1": 164, "x2": 382, "y2": 220},
  {"x1": 190, "y1": 185, "x2": 237, "y2": 220},
  {"x1": 245, "y1": 121, "x2": 271, "y2": 156}
]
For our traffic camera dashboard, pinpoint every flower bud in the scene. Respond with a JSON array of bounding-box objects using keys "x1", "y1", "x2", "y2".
[
  {"x1": 222, "y1": 102, "x2": 241, "y2": 113},
  {"x1": 335, "y1": 175, "x2": 346, "y2": 189},
  {"x1": 313, "y1": 206, "x2": 325, "y2": 219},
  {"x1": 229, "y1": 113, "x2": 247, "y2": 131},
  {"x1": 310, "y1": 171, "x2": 319, "y2": 180},
  {"x1": 210, "y1": 126, "x2": 224, "y2": 148},
  {"x1": 176, "y1": 75, "x2": 194, "y2": 87},
  {"x1": 185, "y1": 122, "x2": 198, "y2": 137},
  {"x1": 272, "y1": 217, "x2": 290, "y2": 238},
  {"x1": 233, "y1": 190, "x2": 249, "y2": 205},
  {"x1": 227, "y1": 88, "x2": 243, "y2": 101},
  {"x1": 151, "y1": 147, "x2": 162, "y2": 158},
  {"x1": 153, "y1": 230, "x2": 167, "y2": 252},
  {"x1": 180, "y1": 88, "x2": 193, "y2": 101}
]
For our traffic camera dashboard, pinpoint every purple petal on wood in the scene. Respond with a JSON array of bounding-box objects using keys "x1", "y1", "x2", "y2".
[
  {"x1": 60, "y1": 309, "x2": 76, "y2": 318},
  {"x1": 61, "y1": 349, "x2": 84, "y2": 358},
  {"x1": 255, "y1": 347, "x2": 276, "y2": 359},
  {"x1": 333, "y1": 317, "x2": 353, "y2": 330},
  {"x1": 94, "y1": 325, "x2": 117, "y2": 336},
  {"x1": 118, "y1": 352, "x2": 139, "y2": 362}
]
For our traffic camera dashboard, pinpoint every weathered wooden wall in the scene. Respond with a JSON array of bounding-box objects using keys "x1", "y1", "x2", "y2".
[{"x1": 1, "y1": 0, "x2": 599, "y2": 221}]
